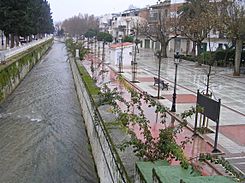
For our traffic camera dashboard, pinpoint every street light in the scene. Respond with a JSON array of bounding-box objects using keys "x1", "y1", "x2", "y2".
[
  {"x1": 171, "y1": 52, "x2": 180, "y2": 112},
  {"x1": 131, "y1": 38, "x2": 140, "y2": 83},
  {"x1": 118, "y1": 36, "x2": 123, "y2": 73},
  {"x1": 156, "y1": 50, "x2": 162, "y2": 99}
]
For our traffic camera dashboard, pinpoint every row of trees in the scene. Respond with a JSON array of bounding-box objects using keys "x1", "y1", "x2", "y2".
[
  {"x1": 0, "y1": 0, "x2": 54, "y2": 48},
  {"x1": 141, "y1": 0, "x2": 245, "y2": 75},
  {"x1": 61, "y1": 0, "x2": 244, "y2": 76},
  {"x1": 179, "y1": 0, "x2": 245, "y2": 76},
  {"x1": 62, "y1": 14, "x2": 98, "y2": 37}
]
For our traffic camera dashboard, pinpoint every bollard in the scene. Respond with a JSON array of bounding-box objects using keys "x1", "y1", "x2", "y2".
[{"x1": 75, "y1": 49, "x2": 79, "y2": 59}]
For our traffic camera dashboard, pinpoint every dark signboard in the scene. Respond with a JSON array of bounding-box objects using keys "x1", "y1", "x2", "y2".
[
  {"x1": 197, "y1": 91, "x2": 221, "y2": 122},
  {"x1": 194, "y1": 90, "x2": 221, "y2": 153}
]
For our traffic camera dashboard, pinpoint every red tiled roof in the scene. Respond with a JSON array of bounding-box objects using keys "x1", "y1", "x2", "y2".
[{"x1": 110, "y1": 42, "x2": 134, "y2": 49}]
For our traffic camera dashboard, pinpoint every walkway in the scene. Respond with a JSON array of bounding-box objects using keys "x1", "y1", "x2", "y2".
[
  {"x1": 83, "y1": 56, "x2": 220, "y2": 177},
  {"x1": 86, "y1": 45, "x2": 245, "y2": 177},
  {"x1": 0, "y1": 36, "x2": 52, "y2": 63},
  {"x1": 126, "y1": 48, "x2": 245, "y2": 176}
]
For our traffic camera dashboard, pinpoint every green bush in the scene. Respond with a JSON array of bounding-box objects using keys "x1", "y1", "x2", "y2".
[
  {"x1": 65, "y1": 38, "x2": 88, "y2": 60},
  {"x1": 122, "y1": 35, "x2": 134, "y2": 43},
  {"x1": 181, "y1": 49, "x2": 245, "y2": 67},
  {"x1": 197, "y1": 51, "x2": 215, "y2": 65},
  {"x1": 179, "y1": 54, "x2": 196, "y2": 62},
  {"x1": 214, "y1": 49, "x2": 245, "y2": 64}
]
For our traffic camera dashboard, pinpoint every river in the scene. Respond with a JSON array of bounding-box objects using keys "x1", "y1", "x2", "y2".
[{"x1": 0, "y1": 41, "x2": 98, "y2": 183}]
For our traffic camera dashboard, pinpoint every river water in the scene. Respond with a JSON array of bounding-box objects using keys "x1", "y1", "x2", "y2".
[{"x1": 0, "y1": 41, "x2": 99, "y2": 183}]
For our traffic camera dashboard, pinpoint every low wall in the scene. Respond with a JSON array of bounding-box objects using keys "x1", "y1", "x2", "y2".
[
  {"x1": 70, "y1": 58, "x2": 130, "y2": 183},
  {"x1": 0, "y1": 38, "x2": 53, "y2": 102}
]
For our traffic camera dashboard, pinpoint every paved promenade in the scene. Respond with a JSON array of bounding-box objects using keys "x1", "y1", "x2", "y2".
[
  {"x1": 0, "y1": 36, "x2": 53, "y2": 63},
  {"x1": 131, "y1": 49, "x2": 244, "y2": 175},
  {"x1": 98, "y1": 47, "x2": 245, "y2": 176}
]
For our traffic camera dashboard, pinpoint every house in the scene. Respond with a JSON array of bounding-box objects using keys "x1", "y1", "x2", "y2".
[
  {"x1": 99, "y1": 8, "x2": 147, "y2": 43},
  {"x1": 100, "y1": 0, "x2": 233, "y2": 57},
  {"x1": 109, "y1": 42, "x2": 134, "y2": 67}
]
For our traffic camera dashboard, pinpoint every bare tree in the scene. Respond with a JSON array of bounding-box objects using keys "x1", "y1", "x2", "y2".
[
  {"x1": 140, "y1": 0, "x2": 179, "y2": 58},
  {"x1": 62, "y1": 14, "x2": 99, "y2": 37},
  {"x1": 178, "y1": 0, "x2": 219, "y2": 57},
  {"x1": 219, "y1": 0, "x2": 245, "y2": 76}
]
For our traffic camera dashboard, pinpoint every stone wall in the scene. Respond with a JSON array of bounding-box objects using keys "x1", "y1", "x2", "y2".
[
  {"x1": 0, "y1": 39, "x2": 53, "y2": 102},
  {"x1": 70, "y1": 58, "x2": 131, "y2": 183}
]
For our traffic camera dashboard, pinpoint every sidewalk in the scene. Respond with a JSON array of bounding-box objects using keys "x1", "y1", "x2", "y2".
[
  {"x1": 0, "y1": 36, "x2": 53, "y2": 63},
  {"x1": 115, "y1": 48, "x2": 245, "y2": 176},
  {"x1": 83, "y1": 55, "x2": 235, "y2": 177},
  {"x1": 84, "y1": 46, "x2": 245, "y2": 177}
]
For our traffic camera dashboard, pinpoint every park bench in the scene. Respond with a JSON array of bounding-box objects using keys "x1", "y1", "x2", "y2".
[{"x1": 153, "y1": 77, "x2": 169, "y2": 90}]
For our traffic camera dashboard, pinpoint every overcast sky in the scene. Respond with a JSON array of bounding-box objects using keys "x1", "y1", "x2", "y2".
[{"x1": 47, "y1": 0, "x2": 184, "y2": 22}]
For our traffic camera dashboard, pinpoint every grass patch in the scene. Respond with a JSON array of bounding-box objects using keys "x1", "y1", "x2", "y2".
[
  {"x1": 77, "y1": 63, "x2": 100, "y2": 96},
  {"x1": 104, "y1": 121, "x2": 121, "y2": 128},
  {"x1": 196, "y1": 127, "x2": 214, "y2": 134}
]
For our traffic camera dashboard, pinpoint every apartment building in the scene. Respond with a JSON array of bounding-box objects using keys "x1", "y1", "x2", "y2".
[{"x1": 99, "y1": 0, "x2": 232, "y2": 56}]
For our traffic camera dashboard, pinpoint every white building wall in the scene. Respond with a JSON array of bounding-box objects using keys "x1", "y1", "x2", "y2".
[
  {"x1": 203, "y1": 39, "x2": 230, "y2": 52},
  {"x1": 110, "y1": 44, "x2": 133, "y2": 67}
]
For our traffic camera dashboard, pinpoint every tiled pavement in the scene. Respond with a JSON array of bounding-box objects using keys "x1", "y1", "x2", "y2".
[
  {"x1": 84, "y1": 47, "x2": 245, "y2": 176},
  {"x1": 82, "y1": 58, "x2": 218, "y2": 176}
]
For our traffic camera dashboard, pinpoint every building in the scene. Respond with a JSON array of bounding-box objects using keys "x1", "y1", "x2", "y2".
[
  {"x1": 100, "y1": 0, "x2": 233, "y2": 57},
  {"x1": 99, "y1": 14, "x2": 113, "y2": 33},
  {"x1": 99, "y1": 8, "x2": 147, "y2": 43},
  {"x1": 109, "y1": 42, "x2": 134, "y2": 67},
  {"x1": 138, "y1": 0, "x2": 232, "y2": 56}
]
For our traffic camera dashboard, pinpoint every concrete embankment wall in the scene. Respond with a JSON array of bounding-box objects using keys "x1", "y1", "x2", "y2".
[
  {"x1": 70, "y1": 58, "x2": 130, "y2": 183},
  {"x1": 0, "y1": 39, "x2": 53, "y2": 102}
]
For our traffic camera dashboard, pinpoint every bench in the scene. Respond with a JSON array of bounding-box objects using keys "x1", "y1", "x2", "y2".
[{"x1": 153, "y1": 77, "x2": 169, "y2": 90}]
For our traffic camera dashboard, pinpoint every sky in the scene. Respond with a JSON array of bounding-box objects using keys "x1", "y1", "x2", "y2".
[{"x1": 47, "y1": 0, "x2": 184, "y2": 22}]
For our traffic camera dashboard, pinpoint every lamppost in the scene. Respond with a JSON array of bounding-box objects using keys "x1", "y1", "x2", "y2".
[
  {"x1": 171, "y1": 52, "x2": 180, "y2": 112},
  {"x1": 131, "y1": 38, "x2": 140, "y2": 82},
  {"x1": 118, "y1": 36, "x2": 123, "y2": 73},
  {"x1": 156, "y1": 50, "x2": 162, "y2": 99},
  {"x1": 131, "y1": 19, "x2": 140, "y2": 83}
]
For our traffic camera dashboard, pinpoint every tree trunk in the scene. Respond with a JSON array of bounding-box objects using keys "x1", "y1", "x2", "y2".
[
  {"x1": 102, "y1": 42, "x2": 105, "y2": 64},
  {"x1": 233, "y1": 39, "x2": 242, "y2": 76},
  {"x1": 197, "y1": 41, "x2": 202, "y2": 56},
  {"x1": 87, "y1": 37, "x2": 90, "y2": 49},
  {"x1": 6, "y1": 34, "x2": 9, "y2": 48},
  {"x1": 191, "y1": 41, "x2": 196, "y2": 57},
  {"x1": 161, "y1": 42, "x2": 167, "y2": 58},
  {"x1": 186, "y1": 39, "x2": 190, "y2": 55},
  {"x1": 10, "y1": 34, "x2": 15, "y2": 48},
  {"x1": 15, "y1": 36, "x2": 20, "y2": 46}
]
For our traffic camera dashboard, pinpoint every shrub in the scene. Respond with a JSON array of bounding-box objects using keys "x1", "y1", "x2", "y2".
[
  {"x1": 197, "y1": 51, "x2": 215, "y2": 65},
  {"x1": 179, "y1": 54, "x2": 196, "y2": 62},
  {"x1": 65, "y1": 38, "x2": 88, "y2": 60}
]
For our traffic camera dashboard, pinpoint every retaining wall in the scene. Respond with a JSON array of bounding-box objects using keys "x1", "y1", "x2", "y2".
[
  {"x1": 70, "y1": 58, "x2": 130, "y2": 183},
  {"x1": 0, "y1": 38, "x2": 53, "y2": 102}
]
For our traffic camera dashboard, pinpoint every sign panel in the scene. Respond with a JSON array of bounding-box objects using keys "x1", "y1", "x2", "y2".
[{"x1": 197, "y1": 91, "x2": 221, "y2": 122}]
